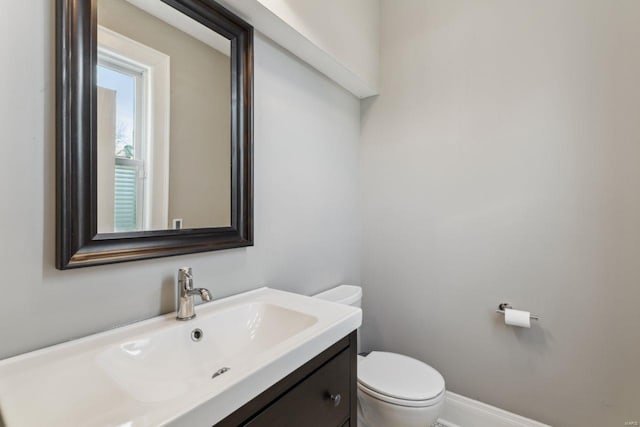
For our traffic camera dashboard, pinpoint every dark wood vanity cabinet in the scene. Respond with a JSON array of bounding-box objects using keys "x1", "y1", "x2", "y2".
[{"x1": 215, "y1": 331, "x2": 358, "y2": 427}]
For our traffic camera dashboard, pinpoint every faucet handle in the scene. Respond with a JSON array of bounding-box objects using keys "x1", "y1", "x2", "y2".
[{"x1": 178, "y1": 267, "x2": 193, "y2": 288}]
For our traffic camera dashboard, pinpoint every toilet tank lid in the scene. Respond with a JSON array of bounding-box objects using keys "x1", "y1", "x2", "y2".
[{"x1": 313, "y1": 285, "x2": 362, "y2": 305}]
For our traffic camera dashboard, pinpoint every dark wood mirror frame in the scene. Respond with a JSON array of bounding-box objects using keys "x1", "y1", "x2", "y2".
[{"x1": 56, "y1": 0, "x2": 253, "y2": 269}]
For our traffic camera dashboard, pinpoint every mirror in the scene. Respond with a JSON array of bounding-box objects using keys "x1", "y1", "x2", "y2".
[
  {"x1": 56, "y1": 0, "x2": 253, "y2": 268},
  {"x1": 97, "y1": 0, "x2": 231, "y2": 232}
]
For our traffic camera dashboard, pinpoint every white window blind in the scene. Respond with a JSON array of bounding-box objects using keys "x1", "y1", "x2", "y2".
[{"x1": 114, "y1": 160, "x2": 143, "y2": 232}]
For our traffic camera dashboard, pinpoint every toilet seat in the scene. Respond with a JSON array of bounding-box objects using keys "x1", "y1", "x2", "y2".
[{"x1": 357, "y1": 352, "x2": 445, "y2": 407}]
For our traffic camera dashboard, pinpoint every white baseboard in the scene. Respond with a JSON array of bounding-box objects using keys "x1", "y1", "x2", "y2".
[{"x1": 437, "y1": 391, "x2": 551, "y2": 427}]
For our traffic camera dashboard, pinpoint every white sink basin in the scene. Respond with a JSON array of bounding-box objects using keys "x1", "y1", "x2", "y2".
[
  {"x1": 0, "y1": 288, "x2": 361, "y2": 427},
  {"x1": 97, "y1": 302, "x2": 317, "y2": 404}
]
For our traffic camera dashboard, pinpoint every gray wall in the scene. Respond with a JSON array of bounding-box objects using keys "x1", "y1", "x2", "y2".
[
  {"x1": 0, "y1": 1, "x2": 360, "y2": 360},
  {"x1": 361, "y1": 1, "x2": 640, "y2": 426}
]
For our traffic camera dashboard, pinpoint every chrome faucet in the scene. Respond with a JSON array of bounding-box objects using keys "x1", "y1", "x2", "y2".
[{"x1": 176, "y1": 267, "x2": 212, "y2": 321}]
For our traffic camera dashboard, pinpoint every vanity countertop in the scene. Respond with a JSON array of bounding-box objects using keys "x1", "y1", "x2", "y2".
[{"x1": 0, "y1": 287, "x2": 361, "y2": 427}]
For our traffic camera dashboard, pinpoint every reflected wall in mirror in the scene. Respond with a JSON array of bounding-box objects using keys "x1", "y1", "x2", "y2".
[
  {"x1": 56, "y1": 0, "x2": 253, "y2": 269},
  {"x1": 96, "y1": 0, "x2": 231, "y2": 232}
]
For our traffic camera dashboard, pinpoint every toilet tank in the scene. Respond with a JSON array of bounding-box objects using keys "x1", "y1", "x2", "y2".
[
  {"x1": 314, "y1": 285, "x2": 362, "y2": 307},
  {"x1": 314, "y1": 285, "x2": 363, "y2": 352}
]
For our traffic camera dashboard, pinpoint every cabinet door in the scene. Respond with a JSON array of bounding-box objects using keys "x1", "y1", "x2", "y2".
[{"x1": 245, "y1": 349, "x2": 350, "y2": 427}]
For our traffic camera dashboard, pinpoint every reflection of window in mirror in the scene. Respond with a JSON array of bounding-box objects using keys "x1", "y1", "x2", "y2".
[
  {"x1": 96, "y1": 25, "x2": 170, "y2": 234},
  {"x1": 97, "y1": 57, "x2": 144, "y2": 232}
]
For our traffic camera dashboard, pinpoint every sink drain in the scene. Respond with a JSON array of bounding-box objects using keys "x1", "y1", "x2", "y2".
[{"x1": 191, "y1": 328, "x2": 204, "y2": 342}]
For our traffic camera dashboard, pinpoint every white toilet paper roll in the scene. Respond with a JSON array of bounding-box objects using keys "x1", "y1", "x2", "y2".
[{"x1": 504, "y1": 308, "x2": 531, "y2": 328}]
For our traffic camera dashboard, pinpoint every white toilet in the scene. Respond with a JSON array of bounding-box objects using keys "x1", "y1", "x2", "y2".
[{"x1": 315, "y1": 285, "x2": 445, "y2": 427}]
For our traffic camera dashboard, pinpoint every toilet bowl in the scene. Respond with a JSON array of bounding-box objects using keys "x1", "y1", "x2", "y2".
[
  {"x1": 314, "y1": 286, "x2": 445, "y2": 427},
  {"x1": 357, "y1": 351, "x2": 445, "y2": 427}
]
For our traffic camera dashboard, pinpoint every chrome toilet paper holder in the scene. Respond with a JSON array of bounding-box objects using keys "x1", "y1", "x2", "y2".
[{"x1": 496, "y1": 303, "x2": 540, "y2": 321}]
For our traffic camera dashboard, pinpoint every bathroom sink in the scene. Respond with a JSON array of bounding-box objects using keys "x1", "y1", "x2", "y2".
[
  {"x1": 97, "y1": 302, "x2": 318, "y2": 404},
  {"x1": 0, "y1": 288, "x2": 361, "y2": 427}
]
